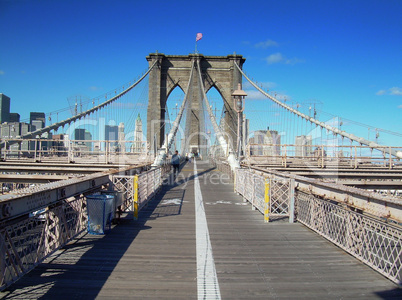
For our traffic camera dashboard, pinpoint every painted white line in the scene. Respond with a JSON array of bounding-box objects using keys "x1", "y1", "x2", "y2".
[{"x1": 194, "y1": 160, "x2": 221, "y2": 300}]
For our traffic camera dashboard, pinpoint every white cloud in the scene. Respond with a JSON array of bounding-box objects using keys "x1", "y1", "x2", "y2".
[
  {"x1": 0, "y1": 70, "x2": 4, "y2": 75},
  {"x1": 255, "y1": 39, "x2": 279, "y2": 48},
  {"x1": 389, "y1": 87, "x2": 402, "y2": 95},
  {"x1": 398, "y1": 105, "x2": 402, "y2": 109},
  {"x1": 265, "y1": 52, "x2": 304, "y2": 65},
  {"x1": 266, "y1": 52, "x2": 284, "y2": 64},
  {"x1": 245, "y1": 89, "x2": 290, "y2": 101},
  {"x1": 376, "y1": 87, "x2": 402, "y2": 96},
  {"x1": 243, "y1": 81, "x2": 277, "y2": 90},
  {"x1": 245, "y1": 90, "x2": 269, "y2": 100}
]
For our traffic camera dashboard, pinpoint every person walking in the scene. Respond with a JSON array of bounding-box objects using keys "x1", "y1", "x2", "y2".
[{"x1": 171, "y1": 150, "x2": 180, "y2": 176}]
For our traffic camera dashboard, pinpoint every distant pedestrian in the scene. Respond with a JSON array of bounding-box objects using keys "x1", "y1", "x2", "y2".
[{"x1": 171, "y1": 150, "x2": 180, "y2": 176}]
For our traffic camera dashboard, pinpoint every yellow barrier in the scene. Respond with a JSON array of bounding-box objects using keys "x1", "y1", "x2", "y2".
[
  {"x1": 264, "y1": 179, "x2": 270, "y2": 223},
  {"x1": 133, "y1": 175, "x2": 139, "y2": 220}
]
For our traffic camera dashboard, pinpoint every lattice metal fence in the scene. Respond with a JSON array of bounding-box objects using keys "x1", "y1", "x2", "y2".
[
  {"x1": 210, "y1": 158, "x2": 233, "y2": 178},
  {"x1": 235, "y1": 167, "x2": 401, "y2": 283},
  {"x1": 296, "y1": 191, "x2": 402, "y2": 284},
  {"x1": 235, "y1": 168, "x2": 294, "y2": 221},
  {"x1": 112, "y1": 165, "x2": 170, "y2": 220},
  {"x1": 0, "y1": 196, "x2": 86, "y2": 290},
  {"x1": 1, "y1": 164, "x2": 170, "y2": 291},
  {"x1": 113, "y1": 176, "x2": 134, "y2": 212}
]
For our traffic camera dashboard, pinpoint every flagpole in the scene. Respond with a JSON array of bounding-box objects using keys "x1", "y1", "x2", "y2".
[{"x1": 195, "y1": 33, "x2": 202, "y2": 54}]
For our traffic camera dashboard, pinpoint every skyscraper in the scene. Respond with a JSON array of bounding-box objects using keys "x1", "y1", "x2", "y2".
[
  {"x1": 0, "y1": 94, "x2": 10, "y2": 124},
  {"x1": 105, "y1": 125, "x2": 118, "y2": 141},
  {"x1": 118, "y1": 122, "x2": 125, "y2": 153},
  {"x1": 9, "y1": 113, "x2": 20, "y2": 122},
  {"x1": 30, "y1": 112, "x2": 46, "y2": 128},
  {"x1": 74, "y1": 128, "x2": 86, "y2": 141},
  {"x1": 133, "y1": 114, "x2": 143, "y2": 153}
]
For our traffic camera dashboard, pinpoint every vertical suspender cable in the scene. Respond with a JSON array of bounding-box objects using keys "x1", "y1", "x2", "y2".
[
  {"x1": 195, "y1": 58, "x2": 240, "y2": 170},
  {"x1": 234, "y1": 62, "x2": 402, "y2": 159},
  {"x1": 152, "y1": 60, "x2": 196, "y2": 166}
]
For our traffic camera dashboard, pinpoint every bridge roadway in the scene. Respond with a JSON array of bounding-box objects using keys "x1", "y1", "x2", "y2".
[{"x1": 1, "y1": 161, "x2": 401, "y2": 299}]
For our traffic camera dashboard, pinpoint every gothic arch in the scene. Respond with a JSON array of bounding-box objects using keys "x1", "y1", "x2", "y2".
[{"x1": 146, "y1": 53, "x2": 245, "y2": 153}]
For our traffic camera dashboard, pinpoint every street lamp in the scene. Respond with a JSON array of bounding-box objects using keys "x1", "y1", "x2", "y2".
[{"x1": 232, "y1": 83, "x2": 247, "y2": 159}]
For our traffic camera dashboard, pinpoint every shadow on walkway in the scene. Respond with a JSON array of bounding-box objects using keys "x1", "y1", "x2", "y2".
[{"x1": 0, "y1": 166, "x2": 198, "y2": 299}]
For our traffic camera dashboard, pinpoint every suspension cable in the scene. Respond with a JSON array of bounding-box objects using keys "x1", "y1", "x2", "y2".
[
  {"x1": 196, "y1": 58, "x2": 240, "y2": 169},
  {"x1": 234, "y1": 62, "x2": 402, "y2": 159},
  {"x1": 1, "y1": 60, "x2": 158, "y2": 148},
  {"x1": 152, "y1": 59, "x2": 195, "y2": 166}
]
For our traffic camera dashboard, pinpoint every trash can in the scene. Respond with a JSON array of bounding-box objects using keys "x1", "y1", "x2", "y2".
[
  {"x1": 86, "y1": 194, "x2": 114, "y2": 235},
  {"x1": 101, "y1": 190, "x2": 124, "y2": 220}
]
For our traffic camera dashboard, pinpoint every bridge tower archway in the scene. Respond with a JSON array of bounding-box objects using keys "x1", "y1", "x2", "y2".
[{"x1": 146, "y1": 53, "x2": 246, "y2": 154}]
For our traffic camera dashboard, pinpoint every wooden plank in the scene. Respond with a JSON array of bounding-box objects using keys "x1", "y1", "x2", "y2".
[{"x1": 0, "y1": 161, "x2": 400, "y2": 299}]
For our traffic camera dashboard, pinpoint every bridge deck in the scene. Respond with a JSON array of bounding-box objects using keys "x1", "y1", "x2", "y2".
[{"x1": 1, "y1": 161, "x2": 401, "y2": 299}]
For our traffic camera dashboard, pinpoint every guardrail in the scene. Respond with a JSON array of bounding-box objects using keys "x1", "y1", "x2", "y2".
[
  {"x1": 234, "y1": 167, "x2": 402, "y2": 284},
  {"x1": 244, "y1": 144, "x2": 402, "y2": 169},
  {"x1": 0, "y1": 163, "x2": 170, "y2": 291},
  {"x1": 113, "y1": 163, "x2": 170, "y2": 220},
  {"x1": 0, "y1": 138, "x2": 153, "y2": 165}
]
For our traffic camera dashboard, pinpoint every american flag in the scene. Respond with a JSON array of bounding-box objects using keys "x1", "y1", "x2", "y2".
[{"x1": 196, "y1": 33, "x2": 203, "y2": 42}]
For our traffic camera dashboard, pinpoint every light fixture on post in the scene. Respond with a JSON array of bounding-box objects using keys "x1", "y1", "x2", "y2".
[{"x1": 232, "y1": 83, "x2": 247, "y2": 159}]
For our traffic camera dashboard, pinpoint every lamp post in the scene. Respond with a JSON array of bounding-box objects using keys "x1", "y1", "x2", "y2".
[{"x1": 232, "y1": 83, "x2": 247, "y2": 159}]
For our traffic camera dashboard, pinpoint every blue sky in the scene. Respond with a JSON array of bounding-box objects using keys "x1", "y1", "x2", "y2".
[{"x1": 1, "y1": 0, "x2": 401, "y2": 145}]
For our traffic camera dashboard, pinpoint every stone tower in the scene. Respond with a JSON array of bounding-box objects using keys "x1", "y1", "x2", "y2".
[
  {"x1": 133, "y1": 113, "x2": 143, "y2": 153},
  {"x1": 146, "y1": 53, "x2": 245, "y2": 154}
]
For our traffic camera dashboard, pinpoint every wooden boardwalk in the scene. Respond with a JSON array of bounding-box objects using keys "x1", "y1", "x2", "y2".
[{"x1": 1, "y1": 161, "x2": 401, "y2": 299}]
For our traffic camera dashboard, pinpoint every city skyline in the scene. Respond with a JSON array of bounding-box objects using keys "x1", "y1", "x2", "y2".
[{"x1": 0, "y1": 0, "x2": 401, "y2": 147}]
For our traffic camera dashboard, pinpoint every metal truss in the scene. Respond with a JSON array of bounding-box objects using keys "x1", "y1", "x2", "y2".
[
  {"x1": 1, "y1": 164, "x2": 169, "y2": 291},
  {"x1": 235, "y1": 168, "x2": 294, "y2": 221},
  {"x1": 296, "y1": 191, "x2": 402, "y2": 284},
  {"x1": 112, "y1": 175, "x2": 134, "y2": 212},
  {"x1": 0, "y1": 196, "x2": 86, "y2": 291},
  {"x1": 235, "y1": 166, "x2": 401, "y2": 283}
]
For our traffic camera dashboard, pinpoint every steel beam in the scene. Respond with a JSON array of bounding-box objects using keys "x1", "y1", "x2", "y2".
[
  {"x1": 0, "y1": 165, "x2": 146, "y2": 222},
  {"x1": 251, "y1": 166, "x2": 402, "y2": 223}
]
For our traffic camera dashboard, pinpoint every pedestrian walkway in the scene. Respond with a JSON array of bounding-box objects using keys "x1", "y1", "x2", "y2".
[{"x1": 1, "y1": 160, "x2": 401, "y2": 299}]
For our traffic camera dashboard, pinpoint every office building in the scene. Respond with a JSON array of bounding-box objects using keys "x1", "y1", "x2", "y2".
[
  {"x1": 0, "y1": 122, "x2": 30, "y2": 155},
  {"x1": 295, "y1": 135, "x2": 313, "y2": 157},
  {"x1": 9, "y1": 113, "x2": 20, "y2": 122},
  {"x1": 30, "y1": 112, "x2": 45, "y2": 128},
  {"x1": 133, "y1": 114, "x2": 144, "y2": 153},
  {"x1": 249, "y1": 129, "x2": 281, "y2": 156},
  {"x1": 0, "y1": 94, "x2": 10, "y2": 123},
  {"x1": 105, "y1": 125, "x2": 118, "y2": 141},
  {"x1": 118, "y1": 122, "x2": 125, "y2": 153},
  {"x1": 74, "y1": 128, "x2": 86, "y2": 141}
]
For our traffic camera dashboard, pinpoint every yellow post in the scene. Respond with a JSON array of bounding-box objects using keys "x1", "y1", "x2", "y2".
[
  {"x1": 133, "y1": 175, "x2": 139, "y2": 220},
  {"x1": 264, "y1": 178, "x2": 270, "y2": 223}
]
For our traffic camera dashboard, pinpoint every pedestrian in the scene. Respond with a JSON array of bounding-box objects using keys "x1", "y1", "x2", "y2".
[{"x1": 171, "y1": 150, "x2": 180, "y2": 176}]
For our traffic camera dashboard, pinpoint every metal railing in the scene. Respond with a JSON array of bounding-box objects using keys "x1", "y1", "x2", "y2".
[
  {"x1": 0, "y1": 196, "x2": 87, "y2": 290},
  {"x1": 0, "y1": 164, "x2": 170, "y2": 291},
  {"x1": 297, "y1": 191, "x2": 402, "y2": 284},
  {"x1": 113, "y1": 163, "x2": 170, "y2": 220},
  {"x1": 0, "y1": 139, "x2": 153, "y2": 165},
  {"x1": 244, "y1": 144, "x2": 402, "y2": 169},
  {"x1": 234, "y1": 167, "x2": 402, "y2": 284},
  {"x1": 210, "y1": 158, "x2": 233, "y2": 178},
  {"x1": 235, "y1": 168, "x2": 294, "y2": 222}
]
